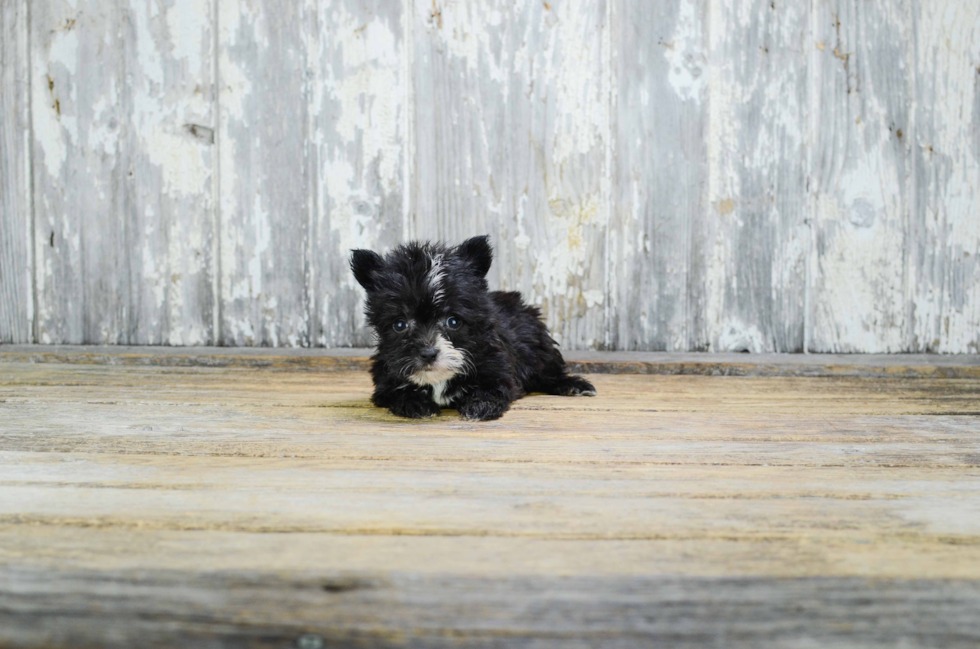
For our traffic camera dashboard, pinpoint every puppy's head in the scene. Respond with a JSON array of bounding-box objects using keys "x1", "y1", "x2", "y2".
[{"x1": 351, "y1": 235, "x2": 494, "y2": 386}]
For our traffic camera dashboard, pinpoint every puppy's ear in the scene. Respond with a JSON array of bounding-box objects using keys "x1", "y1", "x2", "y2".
[
  {"x1": 350, "y1": 249, "x2": 384, "y2": 291},
  {"x1": 458, "y1": 235, "x2": 493, "y2": 277}
]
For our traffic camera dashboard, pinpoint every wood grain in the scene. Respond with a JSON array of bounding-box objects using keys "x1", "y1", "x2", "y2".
[
  {"x1": 0, "y1": 0, "x2": 32, "y2": 344},
  {"x1": 1, "y1": 361, "x2": 979, "y2": 646}
]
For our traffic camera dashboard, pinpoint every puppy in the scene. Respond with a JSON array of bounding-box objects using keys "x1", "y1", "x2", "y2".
[{"x1": 350, "y1": 235, "x2": 596, "y2": 421}]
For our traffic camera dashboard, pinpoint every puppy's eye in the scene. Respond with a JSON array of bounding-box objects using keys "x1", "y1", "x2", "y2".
[
  {"x1": 393, "y1": 320, "x2": 408, "y2": 333},
  {"x1": 445, "y1": 316, "x2": 461, "y2": 330}
]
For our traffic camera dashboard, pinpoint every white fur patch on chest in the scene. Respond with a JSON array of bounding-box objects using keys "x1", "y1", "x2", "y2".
[{"x1": 431, "y1": 380, "x2": 453, "y2": 407}]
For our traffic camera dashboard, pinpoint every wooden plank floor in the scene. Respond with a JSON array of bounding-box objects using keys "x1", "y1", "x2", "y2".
[{"x1": 2, "y1": 351, "x2": 980, "y2": 647}]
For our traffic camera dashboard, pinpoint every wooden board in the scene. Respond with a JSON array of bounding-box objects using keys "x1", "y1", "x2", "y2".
[
  {"x1": 909, "y1": 1, "x2": 980, "y2": 354},
  {"x1": 0, "y1": 0, "x2": 33, "y2": 344},
  {"x1": 216, "y1": 0, "x2": 313, "y2": 346},
  {"x1": 699, "y1": 0, "x2": 809, "y2": 352},
  {"x1": 2, "y1": 345, "x2": 980, "y2": 378},
  {"x1": 609, "y1": 0, "x2": 706, "y2": 351},
  {"x1": 216, "y1": 0, "x2": 406, "y2": 348},
  {"x1": 5, "y1": 567, "x2": 979, "y2": 649},
  {"x1": 30, "y1": 0, "x2": 216, "y2": 345},
  {"x1": 411, "y1": 0, "x2": 610, "y2": 349},
  {"x1": 313, "y1": 0, "x2": 406, "y2": 347},
  {"x1": 2, "y1": 360, "x2": 980, "y2": 646},
  {"x1": 808, "y1": 0, "x2": 912, "y2": 353}
]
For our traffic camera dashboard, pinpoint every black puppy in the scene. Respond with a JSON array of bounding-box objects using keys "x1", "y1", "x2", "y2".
[{"x1": 350, "y1": 235, "x2": 596, "y2": 421}]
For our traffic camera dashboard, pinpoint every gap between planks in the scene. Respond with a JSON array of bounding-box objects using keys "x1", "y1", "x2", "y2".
[{"x1": 1, "y1": 345, "x2": 979, "y2": 378}]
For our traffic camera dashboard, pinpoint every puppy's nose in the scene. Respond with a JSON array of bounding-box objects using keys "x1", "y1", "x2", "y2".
[{"x1": 420, "y1": 347, "x2": 439, "y2": 362}]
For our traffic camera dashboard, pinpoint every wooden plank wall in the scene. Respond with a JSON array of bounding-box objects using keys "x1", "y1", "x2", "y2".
[{"x1": 3, "y1": 0, "x2": 979, "y2": 352}]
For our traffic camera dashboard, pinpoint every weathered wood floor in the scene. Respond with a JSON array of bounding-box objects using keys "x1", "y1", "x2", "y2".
[{"x1": 2, "y1": 349, "x2": 980, "y2": 648}]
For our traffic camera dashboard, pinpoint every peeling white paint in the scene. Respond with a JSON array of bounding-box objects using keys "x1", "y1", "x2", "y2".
[
  {"x1": 910, "y1": 0, "x2": 980, "y2": 353},
  {"x1": 144, "y1": 130, "x2": 210, "y2": 197},
  {"x1": 664, "y1": 0, "x2": 705, "y2": 104},
  {"x1": 217, "y1": 0, "x2": 255, "y2": 123},
  {"x1": 321, "y1": 2, "x2": 403, "y2": 300},
  {"x1": 532, "y1": 193, "x2": 606, "y2": 337},
  {"x1": 133, "y1": 4, "x2": 163, "y2": 87},
  {"x1": 32, "y1": 75, "x2": 67, "y2": 179},
  {"x1": 582, "y1": 289, "x2": 604, "y2": 309},
  {"x1": 331, "y1": 66, "x2": 401, "y2": 188},
  {"x1": 548, "y1": 1, "x2": 603, "y2": 166},
  {"x1": 249, "y1": 190, "x2": 271, "y2": 299},
  {"x1": 809, "y1": 0, "x2": 913, "y2": 353},
  {"x1": 166, "y1": 0, "x2": 206, "y2": 77},
  {"x1": 427, "y1": 2, "x2": 507, "y2": 89},
  {"x1": 716, "y1": 319, "x2": 765, "y2": 353},
  {"x1": 47, "y1": 25, "x2": 78, "y2": 75},
  {"x1": 33, "y1": 26, "x2": 79, "y2": 179}
]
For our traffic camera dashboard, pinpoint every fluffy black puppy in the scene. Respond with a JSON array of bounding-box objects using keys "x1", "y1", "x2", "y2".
[{"x1": 350, "y1": 235, "x2": 596, "y2": 421}]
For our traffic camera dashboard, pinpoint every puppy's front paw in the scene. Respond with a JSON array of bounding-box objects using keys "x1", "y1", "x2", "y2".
[
  {"x1": 390, "y1": 399, "x2": 440, "y2": 419},
  {"x1": 458, "y1": 398, "x2": 509, "y2": 422}
]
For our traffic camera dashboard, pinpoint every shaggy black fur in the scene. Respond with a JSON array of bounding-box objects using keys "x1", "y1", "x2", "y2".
[{"x1": 350, "y1": 235, "x2": 596, "y2": 421}]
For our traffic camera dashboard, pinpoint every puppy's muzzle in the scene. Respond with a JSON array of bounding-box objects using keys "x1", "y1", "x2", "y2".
[{"x1": 419, "y1": 347, "x2": 439, "y2": 363}]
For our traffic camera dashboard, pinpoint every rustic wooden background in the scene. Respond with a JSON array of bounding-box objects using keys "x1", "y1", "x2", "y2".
[{"x1": 1, "y1": 0, "x2": 978, "y2": 352}]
